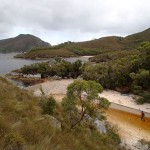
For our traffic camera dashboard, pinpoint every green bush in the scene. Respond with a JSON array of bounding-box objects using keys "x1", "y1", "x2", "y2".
[
  {"x1": 136, "y1": 92, "x2": 150, "y2": 104},
  {"x1": 99, "y1": 97, "x2": 110, "y2": 109},
  {"x1": 42, "y1": 96, "x2": 56, "y2": 115},
  {"x1": 132, "y1": 85, "x2": 143, "y2": 94},
  {"x1": 106, "y1": 123, "x2": 121, "y2": 145}
]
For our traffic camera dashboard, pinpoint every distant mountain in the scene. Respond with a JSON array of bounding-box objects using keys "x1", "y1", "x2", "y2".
[{"x1": 0, "y1": 34, "x2": 50, "y2": 53}]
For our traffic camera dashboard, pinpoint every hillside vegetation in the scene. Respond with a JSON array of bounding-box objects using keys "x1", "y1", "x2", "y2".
[
  {"x1": 15, "y1": 28, "x2": 150, "y2": 59},
  {"x1": 0, "y1": 77, "x2": 123, "y2": 150},
  {"x1": 0, "y1": 34, "x2": 50, "y2": 53}
]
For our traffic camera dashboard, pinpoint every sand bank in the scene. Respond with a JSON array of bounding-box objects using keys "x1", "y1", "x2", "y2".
[
  {"x1": 26, "y1": 79, "x2": 150, "y2": 114},
  {"x1": 99, "y1": 90, "x2": 150, "y2": 114}
]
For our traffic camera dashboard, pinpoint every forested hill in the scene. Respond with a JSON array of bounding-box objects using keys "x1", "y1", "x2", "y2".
[
  {"x1": 15, "y1": 28, "x2": 150, "y2": 59},
  {"x1": 75, "y1": 28, "x2": 150, "y2": 50},
  {"x1": 0, "y1": 34, "x2": 50, "y2": 53}
]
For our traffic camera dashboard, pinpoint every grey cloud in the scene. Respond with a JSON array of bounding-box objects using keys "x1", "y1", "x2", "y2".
[{"x1": 0, "y1": 0, "x2": 150, "y2": 44}]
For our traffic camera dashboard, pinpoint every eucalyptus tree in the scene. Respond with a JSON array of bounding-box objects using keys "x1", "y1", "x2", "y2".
[{"x1": 62, "y1": 80, "x2": 110, "y2": 128}]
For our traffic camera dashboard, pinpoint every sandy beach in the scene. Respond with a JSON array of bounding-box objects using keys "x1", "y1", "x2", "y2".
[
  {"x1": 26, "y1": 79, "x2": 150, "y2": 114},
  {"x1": 26, "y1": 79, "x2": 74, "y2": 101},
  {"x1": 99, "y1": 90, "x2": 150, "y2": 114}
]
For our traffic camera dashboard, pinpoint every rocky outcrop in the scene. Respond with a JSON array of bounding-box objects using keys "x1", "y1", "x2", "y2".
[{"x1": 85, "y1": 114, "x2": 106, "y2": 134}]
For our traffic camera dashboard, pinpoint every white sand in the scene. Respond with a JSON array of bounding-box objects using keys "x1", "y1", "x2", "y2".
[
  {"x1": 82, "y1": 56, "x2": 93, "y2": 58},
  {"x1": 26, "y1": 79, "x2": 150, "y2": 114},
  {"x1": 99, "y1": 90, "x2": 150, "y2": 113},
  {"x1": 26, "y1": 79, "x2": 74, "y2": 96}
]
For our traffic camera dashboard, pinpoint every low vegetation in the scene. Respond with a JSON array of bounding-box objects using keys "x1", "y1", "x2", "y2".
[
  {"x1": 89, "y1": 50, "x2": 139, "y2": 63},
  {"x1": 15, "y1": 48, "x2": 76, "y2": 59},
  {"x1": 0, "y1": 77, "x2": 123, "y2": 150},
  {"x1": 15, "y1": 43, "x2": 112, "y2": 59}
]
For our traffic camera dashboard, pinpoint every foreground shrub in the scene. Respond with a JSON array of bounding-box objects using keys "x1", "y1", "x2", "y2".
[
  {"x1": 106, "y1": 123, "x2": 121, "y2": 145},
  {"x1": 0, "y1": 117, "x2": 11, "y2": 138},
  {"x1": 41, "y1": 96, "x2": 56, "y2": 115},
  {"x1": 4, "y1": 133, "x2": 25, "y2": 150}
]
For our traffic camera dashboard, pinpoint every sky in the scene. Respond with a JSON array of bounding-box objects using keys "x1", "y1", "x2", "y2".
[{"x1": 0, "y1": 0, "x2": 150, "y2": 45}]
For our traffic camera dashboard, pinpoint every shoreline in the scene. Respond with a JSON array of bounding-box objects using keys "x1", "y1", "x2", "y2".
[{"x1": 14, "y1": 55, "x2": 93, "y2": 60}]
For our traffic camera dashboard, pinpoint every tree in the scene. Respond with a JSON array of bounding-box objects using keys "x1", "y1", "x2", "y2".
[
  {"x1": 54, "y1": 60, "x2": 72, "y2": 78},
  {"x1": 130, "y1": 69, "x2": 150, "y2": 94},
  {"x1": 62, "y1": 80, "x2": 109, "y2": 128},
  {"x1": 37, "y1": 62, "x2": 51, "y2": 78},
  {"x1": 70, "y1": 60, "x2": 82, "y2": 78},
  {"x1": 138, "y1": 42, "x2": 150, "y2": 70}
]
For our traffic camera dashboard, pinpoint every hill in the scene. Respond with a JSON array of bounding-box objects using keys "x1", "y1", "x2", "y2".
[
  {"x1": 0, "y1": 77, "x2": 121, "y2": 149},
  {"x1": 15, "y1": 28, "x2": 150, "y2": 59},
  {"x1": 0, "y1": 34, "x2": 50, "y2": 53},
  {"x1": 75, "y1": 28, "x2": 150, "y2": 50}
]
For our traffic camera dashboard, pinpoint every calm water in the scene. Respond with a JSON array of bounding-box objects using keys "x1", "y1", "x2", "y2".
[
  {"x1": 0, "y1": 53, "x2": 91, "y2": 75},
  {"x1": 0, "y1": 53, "x2": 46, "y2": 75}
]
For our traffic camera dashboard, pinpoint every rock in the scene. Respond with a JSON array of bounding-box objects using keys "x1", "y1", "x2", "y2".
[
  {"x1": 94, "y1": 119, "x2": 107, "y2": 134},
  {"x1": 85, "y1": 114, "x2": 107, "y2": 134}
]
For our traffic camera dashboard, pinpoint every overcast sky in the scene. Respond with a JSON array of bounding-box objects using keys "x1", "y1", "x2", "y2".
[{"x1": 0, "y1": 0, "x2": 150, "y2": 45}]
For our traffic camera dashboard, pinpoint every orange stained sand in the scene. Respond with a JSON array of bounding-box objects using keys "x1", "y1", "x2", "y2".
[
  {"x1": 106, "y1": 108, "x2": 150, "y2": 145},
  {"x1": 106, "y1": 108, "x2": 150, "y2": 131}
]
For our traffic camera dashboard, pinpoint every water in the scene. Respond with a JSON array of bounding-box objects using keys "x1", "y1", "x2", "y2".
[
  {"x1": 0, "y1": 53, "x2": 46, "y2": 75},
  {"x1": 0, "y1": 53, "x2": 91, "y2": 75}
]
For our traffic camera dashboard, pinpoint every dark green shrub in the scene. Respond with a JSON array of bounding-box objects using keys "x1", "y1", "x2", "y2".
[
  {"x1": 132, "y1": 85, "x2": 143, "y2": 94},
  {"x1": 99, "y1": 97, "x2": 110, "y2": 109},
  {"x1": 42, "y1": 96, "x2": 56, "y2": 115},
  {"x1": 136, "y1": 92, "x2": 150, "y2": 104}
]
